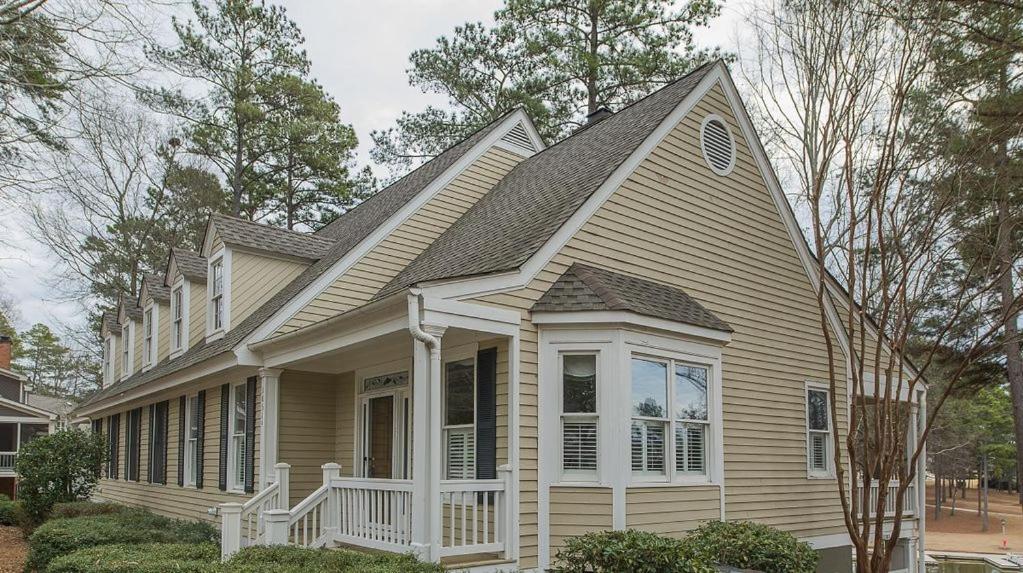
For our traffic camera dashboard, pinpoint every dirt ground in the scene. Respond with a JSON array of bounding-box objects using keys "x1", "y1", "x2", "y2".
[
  {"x1": 926, "y1": 484, "x2": 1023, "y2": 553},
  {"x1": 0, "y1": 526, "x2": 28, "y2": 573}
]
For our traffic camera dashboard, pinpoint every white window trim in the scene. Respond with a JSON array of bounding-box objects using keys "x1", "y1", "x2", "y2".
[
  {"x1": 102, "y1": 335, "x2": 113, "y2": 386},
  {"x1": 627, "y1": 350, "x2": 716, "y2": 485},
  {"x1": 442, "y1": 345, "x2": 477, "y2": 481},
  {"x1": 206, "y1": 249, "x2": 231, "y2": 340},
  {"x1": 142, "y1": 303, "x2": 158, "y2": 370},
  {"x1": 353, "y1": 357, "x2": 413, "y2": 480},
  {"x1": 183, "y1": 394, "x2": 199, "y2": 487},
  {"x1": 121, "y1": 323, "x2": 133, "y2": 377},
  {"x1": 806, "y1": 381, "x2": 835, "y2": 479},
  {"x1": 228, "y1": 382, "x2": 247, "y2": 492},
  {"x1": 170, "y1": 278, "x2": 189, "y2": 357},
  {"x1": 558, "y1": 351, "x2": 600, "y2": 482}
]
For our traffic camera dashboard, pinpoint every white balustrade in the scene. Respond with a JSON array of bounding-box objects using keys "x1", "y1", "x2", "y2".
[
  {"x1": 437, "y1": 465, "x2": 512, "y2": 558},
  {"x1": 868, "y1": 479, "x2": 916, "y2": 517},
  {"x1": 221, "y1": 463, "x2": 290, "y2": 560},
  {"x1": 332, "y1": 477, "x2": 414, "y2": 552},
  {"x1": 0, "y1": 451, "x2": 15, "y2": 471}
]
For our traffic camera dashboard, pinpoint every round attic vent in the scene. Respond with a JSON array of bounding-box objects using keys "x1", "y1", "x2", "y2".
[{"x1": 700, "y1": 115, "x2": 736, "y2": 176}]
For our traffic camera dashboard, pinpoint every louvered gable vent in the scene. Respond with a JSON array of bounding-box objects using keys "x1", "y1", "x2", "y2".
[
  {"x1": 500, "y1": 121, "x2": 537, "y2": 153},
  {"x1": 700, "y1": 116, "x2": 735, "y2": 175}
]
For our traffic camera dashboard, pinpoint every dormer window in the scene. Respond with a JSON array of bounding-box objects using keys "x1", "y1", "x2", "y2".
[
  {"x1": 121, "y1": 323, "x2": 132, "y2": 376},
  {"x1": 211, "y1": 258, "x2": 224, "y2": 332},
  {"x1": 143, "y1": 307, "x2": 155, "y2": 368},
  {"x1": 172, "y1": 286, "x2": 184, "y2": 352},
  {"x1": 103, "y1": 336, "x2": 113, "y2": 384}
]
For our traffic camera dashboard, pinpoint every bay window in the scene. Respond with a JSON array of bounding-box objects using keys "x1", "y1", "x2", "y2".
[
  {"x1": 443, "y1": 358, "x2": 475, "y2": 480},
  {"x1": 807, "y1": 385, "x2": 832, "y2": 477},
  {"x1": 561, "y1": 353, "x2": 597, "y2": 478}
]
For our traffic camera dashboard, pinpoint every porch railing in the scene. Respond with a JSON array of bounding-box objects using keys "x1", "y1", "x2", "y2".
[
  {"x1": 868, "y1": 479, "x2": 916, "y2": 517},
  {"x1": 332, "y1": 477, "x2": 414, "y2": 552},
  {"x1": 220, "y1": 463, "x2": 291, "y2": 559},
  {"x1": 0, "y1": 451, "x2": 15, "y2": 471},
  {"x1": 438, "y1": 466, "x2": 512, "y2": 558}
]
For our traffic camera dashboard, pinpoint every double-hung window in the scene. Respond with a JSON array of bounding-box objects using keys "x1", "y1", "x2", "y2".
[
  {"x1": 807, "y1": 386, "x2": 832, "y2": 476},
  {"x1": 443, "y1": 358, "x2": 475, "y2": 480},
  {"x1": 211, "y1": 259, "x2": 224, "y2": 332},
  {"x1": 103, "y1": 337, "x2": 112, "y2": 383},
  {"x1": 121, "y1": 325, "x2": 131, "y2": 376},
  {"x1": 184, "y1": 395, "x2": 200, "y2": 486},
  {"x1": 230, "y1": 382, "x2": 247, "y2": 490},
  {"x1": 171, "y1": 287, "x2": 184, "y2": 351},
  {"x1": 561, "y1": 353, "x2": 597, "y2": 478},
  {"x1": 630, "y1": 356, "x2": 711, "y2": 481},
  {"x1": 143, "y1": 308, "x2": 154, "y2": 367}
]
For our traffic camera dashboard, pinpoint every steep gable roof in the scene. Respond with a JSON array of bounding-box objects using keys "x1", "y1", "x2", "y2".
[
  {"x1": 141, "y1": 273, "x2": 170, "y2": 304},
  {"x1": 101, "y1": 311, "x2": 120, "y2": 336},
  {"x1": 210, "y1": 214, "x2": 334, "y2": 260},
  {"x1": 533, "y1": 263, "x2": 732, "y2": 333},
  {"x1": 378, "y1": 62, "x2": 715, "y2": 297},
  {"x1": 78, "y1": 113, "x2": 513, "y2": 411},
  {"x1": 171, "y1": 248, "x2": 207, "y2": 282}
]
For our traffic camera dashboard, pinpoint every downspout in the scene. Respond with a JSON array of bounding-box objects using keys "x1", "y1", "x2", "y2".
[{"x1": 407, "y1": 289, "x2": 443, "y2": 561}]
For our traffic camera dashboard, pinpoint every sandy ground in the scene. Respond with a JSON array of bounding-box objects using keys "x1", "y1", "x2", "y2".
[
  {"x1": 926, "y1": 485, "x2": 1023, "y2": 553},
  {"x1": 0, "y1": 526, "x2": 28, "y2": 573}
]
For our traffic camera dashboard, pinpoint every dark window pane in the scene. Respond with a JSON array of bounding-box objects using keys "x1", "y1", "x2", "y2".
[
  {"x1": 0, "y1": 423, "x2": 14, "y2": 451},
  {"x1": 808, "y1": 389, "x2": 829, "y2": 431},
  {"x1": 675, "y1": 365, "x2": 708, "y2": 421},
  {"x1": 563, "y1": 355, "x2": 596, "y2": 413},
  {"x1": 445, "y1": 359, "x2": 475, "y2": 425},
  {"x1": 631, "y1": 358, "x2": 667, "y2": 418},
  {"x1": 19, "y1": 424, "x2": 47, "y2": 445}
]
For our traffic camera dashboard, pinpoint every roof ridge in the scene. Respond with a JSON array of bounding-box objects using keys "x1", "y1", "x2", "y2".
[{"x1": 212, "y1": 213, "x2": 334, "y2": 242}]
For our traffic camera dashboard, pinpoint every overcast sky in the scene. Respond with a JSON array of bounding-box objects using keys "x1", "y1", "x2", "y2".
[{"x1": 1, "y1": 0, "x2": 747, "y2": 339}]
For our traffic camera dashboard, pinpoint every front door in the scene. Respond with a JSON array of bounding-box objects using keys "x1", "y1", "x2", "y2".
[{"x1": 367, "y1": 395, "x2": 393, "y2": 478}]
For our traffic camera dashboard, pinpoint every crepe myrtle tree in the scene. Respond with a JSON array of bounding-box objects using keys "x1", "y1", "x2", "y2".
[
  {"x1": 742, "y1": 0, "x2": 1023, "y2": 570},
  {"x1": 15, "y1": 429, "x2": 105, "y2": 523}
]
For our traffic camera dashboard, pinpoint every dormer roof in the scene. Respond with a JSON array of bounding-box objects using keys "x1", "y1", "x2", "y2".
[
  {"x1": 140, "y1": 273, "x2": 171, "y2": 305},
  {"x1": 206, "y1": 214, "x2": 334, "y2": 261},
  {"x1": 170, "y1": 248, "x2": 207, "y2": 282}
]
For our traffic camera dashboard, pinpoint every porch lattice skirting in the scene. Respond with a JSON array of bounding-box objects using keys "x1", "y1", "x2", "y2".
[{"x1": 220, "y1": 462, "x2": 513, "y2": 563}]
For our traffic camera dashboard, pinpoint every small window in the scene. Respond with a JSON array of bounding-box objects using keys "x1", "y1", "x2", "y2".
[
  {"x1": 172, "y1": 287, "x2": 184, "y2": 351},
  {"x1": 121, "y1": 325, "x2": 131, "y2": 376},
  {"x1": 211, "y1": 259, "x2": 224, "y2": 332},
  {"x1": 230, "y1": 383, "x2": 246, "y2": 490},
  {"x1": 700, "y1": 115, "x2": 736, "y2": 176},
  {"x1": 143, "y1": 308, "x2": 154, "y2": 366},
  {"x1": 561, "y1": 354, "x2": 597, "y2": 478},
  {"x1": 443, "y1": 358, "x2": 475, "y2": 480},
  {"x1": 184, "y1": 395, "x2": 200, "y2": 486},
  {"x1": 103, "y1": 337, "x2": 113, "y2": 383},
  {"x1": 807, "y1": 386, "x2": 832, "y2": 476}
]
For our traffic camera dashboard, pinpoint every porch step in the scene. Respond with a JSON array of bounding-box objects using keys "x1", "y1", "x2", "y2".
[{"x1": 441, "y1": 553, "x2": 515, "y2": 571}]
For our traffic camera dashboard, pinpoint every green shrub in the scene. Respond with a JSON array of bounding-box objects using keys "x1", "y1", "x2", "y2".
[
  {"x1": 15, "y1": 429, "x2": 105, "y2": 524},
  {"x1": 47, "y1": 543, "x2": 221, "y2": 573},
  {"x1": 25, "y1": 509, "x2": 218, "y2": 571},
  {"x1": 226, "y1": 545, "x2": 445, "y2": 572},
  {"x1": 0, "y1": 495, "x2": 23, "y2": 526},
  {"x1": 682, "y1": 521, "x2": 818, "y2": 573},
  {"x1": 49, "y1": 501, "x2": 125, "y2": 520},
  {"x1": 552, "y1": 529, "x2": 714, "y2": 573}
]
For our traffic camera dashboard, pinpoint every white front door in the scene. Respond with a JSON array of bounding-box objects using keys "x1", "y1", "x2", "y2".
[{"x1": 358, "y1": 388, "x2": 410, "y2": 479}]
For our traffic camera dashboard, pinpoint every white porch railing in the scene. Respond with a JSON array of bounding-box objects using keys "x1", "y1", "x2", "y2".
[
  {"x1": 0, "y1": 451, "x2": 15, "y2": 471},
  {"x1": 332, "y1": 477, "x2": 414, "y2": 552},
  {"x1": 221, "y1": 463, "x2": 291, "y2": 559},
  {"x1": 868, "y1": 479, "x2": 916, "y2": 517},
  {"x1": 438, "y1": 467, "x2": 511, "y2": 558}
]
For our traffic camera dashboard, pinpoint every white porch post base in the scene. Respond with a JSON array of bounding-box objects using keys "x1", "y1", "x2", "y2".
[
  {"x1": 220, "y1": 502, "x2": 243, "y2": 560},
  {"x1": 263, "y1": 509, "x2": 290, "y2": 546}
]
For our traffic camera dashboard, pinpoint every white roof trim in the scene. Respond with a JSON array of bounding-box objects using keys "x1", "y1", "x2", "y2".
[
  {"x1": 240, "y1": 108, "x2": 545, "y2": 348},
  {"x1": 531, "y1": 310, "x2": 732, "y2": 343},
  {"x1": 0, "y1": 395, "x2": 56, "y2": 419}
]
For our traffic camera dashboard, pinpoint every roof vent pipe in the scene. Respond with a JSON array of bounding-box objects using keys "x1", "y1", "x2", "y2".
[{"x1": 586, "y1": 106, "x2": 613, "y2": 125}]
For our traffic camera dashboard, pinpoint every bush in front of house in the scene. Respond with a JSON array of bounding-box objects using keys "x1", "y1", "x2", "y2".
[
  {"x1": 0, "y1": 493, "x2": 25, "y2": 526},
  {"x1": 48, "y1": 501, "x2": 126, "y2": 520},
  {"x1": 25, "y1": 509, "x2": 218, "y2": 571},
  {"x1": 14, "y1": 429, "x2": 106, "y2": 524},
  {"x1": 681, "y1": 521, "x2": 818, "y2": 573},
  {"x1": 47, "y1": 543, "x2": 221, "y2": 573},
  {"x1": 225, "y1": 545, "x2": 445, "y2": 572},
  {"x1": 551, "y1": 529, "x2": 715, "y2": 573}
]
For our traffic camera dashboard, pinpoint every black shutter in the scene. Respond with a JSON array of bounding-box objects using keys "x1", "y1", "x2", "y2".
[
  {"x1": 244, "y1": 376, "x2": 256, "y2": 493},
  {"x1": 178, "y1": 396, "x2": 186, "y2": 486},
  {"x1": 196, "y1": 390, "x2": 206, "y2": 489},
  {"x1": 148, "y1": 405, "x2": 155, "y2": 483},
  {"x1": 132, "y1": 408, "x2": 142, "y2": 481},
  {"x1": 92, "y1": 418, "x2": 103, "y2": 477},
  {"x1": 156, "y1": 401, "x2": 169, "y2": 485},
  {"x1": 108, "y1": 414, "x2": 120, "y2": 480},
  {"x1": 219, "y1": 383, "x2": 229, "y2": 491},
  {"x1": 476, "y1": 347, "x2": 498, "y2": 480}
]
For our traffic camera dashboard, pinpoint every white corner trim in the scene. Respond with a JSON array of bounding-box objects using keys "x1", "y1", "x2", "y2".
[
  {"x1": 531, "y1": 310, "x2": 732, "y2": 343},
  {"x1": 242, "y1": 108, "x2": 540, "y2": 348}
]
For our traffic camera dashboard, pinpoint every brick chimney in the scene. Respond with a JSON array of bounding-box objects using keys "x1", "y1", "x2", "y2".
[{"x1": 0, "y1": 336, "x2": 10, "y2": 370}]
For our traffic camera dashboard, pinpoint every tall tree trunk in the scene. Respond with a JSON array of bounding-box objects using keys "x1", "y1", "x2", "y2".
[{"x1": 983, "y1": 455, "x2": 990, "y2": 532}]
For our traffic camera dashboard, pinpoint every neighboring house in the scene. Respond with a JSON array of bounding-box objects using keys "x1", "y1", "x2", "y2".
[
  {"x1": 0, "y1": 336, "x2": 58, "y2": 499},
  {"x1": 75, "y1": 62, "x2": 926, "y2": 573}
]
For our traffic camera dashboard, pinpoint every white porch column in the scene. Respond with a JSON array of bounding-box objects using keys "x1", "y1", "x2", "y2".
[
  {"x1": 425, "y1": 325, "x2": 445, "y2": 562},
  {"x1": 409, "y1": 324, "x2": 445, "y2": 562},
  {"x1": 259, "y1": 367, "x2": 283, "y2": 488}
]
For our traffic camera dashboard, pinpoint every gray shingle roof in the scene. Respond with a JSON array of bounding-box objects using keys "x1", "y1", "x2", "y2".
[
  {"x1": 211, "y1": 214, "x2": 335, "y2": 260},
  {"x1": 533, "y1": 263, "x2": 732, "y2": 333},
  {"x1": 172, "y1": 248, "x2": 207, "y2": 282},
  {"x1": 78, "y1": 113, "x2": 511, "y2": 411},
  {"x1": 101, "y1": 311, "x2": 120, "y2": 334},
  {"x1": 142, "y1": 273, "x2": 170, "y2": 303},
  {"x1": 378, "y1": 62, "x2": 715, "y2": 297}
]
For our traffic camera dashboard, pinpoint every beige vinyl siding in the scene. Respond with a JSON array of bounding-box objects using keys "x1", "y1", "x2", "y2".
[
  {"x1": 335, "y1": 372, "x2": 356, "y2": 477},
  {"x1": 549, "y1": 487, "x2": 612, "y2": 557},
  {"x1": 189, "y1": 281, "x2": 207, "y2": 349},
  {"x1": 156, "y1": 303, "x2": 170, "y2": 363},
  {"x1": 279, "y1": 370, "x2": 339, "y2": 506},
  {"x1": 230, "y1": 251, "x2": 306, "y2": 329},
  {"x1": 625, "y1": 486, "x2": 720, "y2": 536},
  {"x1": 470, "y1": 84, "x2": 851, "y2": 556},
  {"x1": 94, "y1": 370, "x2": 261, "y2": 525},
  {"x1": 277, "y1": 147, "x2": 526, "y2": 335}
]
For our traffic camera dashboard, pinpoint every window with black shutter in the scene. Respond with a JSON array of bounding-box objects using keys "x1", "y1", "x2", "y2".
[
  {"x1": 126, "y1": 408, "x2": 142, "y2": 481},
  {"x1": 196, "y1": 390, "x2": 206, "y2": 488},
  {"x1": 218, "y1": 384, "x2": 229, "y2": 490},
  {"x1": 106, "y1": 414, "x2": 120, "y2": 479},
  {"x1": 148, "y1": 401, "x2": 169, "y2": 485},
  {"x1": 475, "y1": 347, "x2": 498, "y2": 480},
  {"x1": 244, "y1": 377, "x2": 256, "y2": 493},
  {"x1": 178, "y1": 396, "x2": 186, "y2": 486}
]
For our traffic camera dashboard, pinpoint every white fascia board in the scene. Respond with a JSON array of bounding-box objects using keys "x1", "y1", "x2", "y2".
[
  {"x1": 75, "y1": 352, "x2": 239, "y2": 417},
  {"x1": 532, "y1": 310, "x2": 732, "y2": 344},
  {"x1": 260, "y1": 315, "x2": 408, "y2": 369},
  {"x1": 420, "y1": 296, "x2": 521, "y2": 336},
  {"x1": 200, "y1": 217, "x2": 218, "y2": 257},
  {"x1": 242, "y1": 108, "x2": 538, "y2": 347}
]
